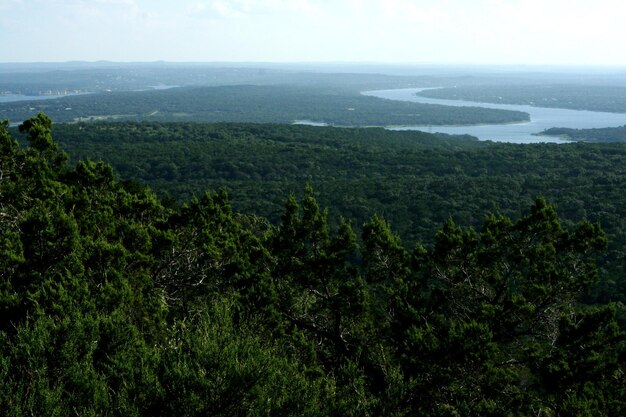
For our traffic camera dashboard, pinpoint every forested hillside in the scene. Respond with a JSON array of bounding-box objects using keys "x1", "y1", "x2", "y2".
[
  {"x1": 418, "y1": 84, "x2": 626, "y2": 113},
  {"x1": 1, "y1": 114, "x2": 625, "y2": 415},
  {"x1": 49, "y1": 121, "x2": 626, "y2": 305},
  {"x1": 540, "y1": 125, "x2": 626, "y2": 143},
  {"x1": 0, "y1": 84, "x2": 529, "y2": 126}
]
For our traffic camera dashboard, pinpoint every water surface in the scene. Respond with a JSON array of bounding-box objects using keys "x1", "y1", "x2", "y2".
[{"x1": 363, "y1": 88, "x2": 626, "y2": 143}]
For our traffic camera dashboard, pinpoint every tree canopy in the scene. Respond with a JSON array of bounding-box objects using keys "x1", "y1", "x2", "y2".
[{"x1": 1, "y1": 114, "x2": 624, "y2": 416}]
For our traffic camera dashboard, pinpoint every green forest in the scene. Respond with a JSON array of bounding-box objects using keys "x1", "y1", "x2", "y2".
[
  {"x1": 0, "y1": 64, "x2": 434, "y2": 95},
  {"x1": 1, "y1": 114, "x2": 625, "y2": 415},
  {"x1": 418, "y1": 84, "x2": 626, "y2": 113},
  {"x1": 0, "y1": 84, "x2": 529, "y2": 127},
  {"x1": 539, "y1": 125, "x2": 626, "y2": 143},
  {"x1": 49, "y1": 122, "x2": 626, "y2": 306}
]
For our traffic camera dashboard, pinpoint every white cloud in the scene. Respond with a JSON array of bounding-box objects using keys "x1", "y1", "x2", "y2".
[{"x1": 1, "y1": 0, "x2": 626, "y2": 64}]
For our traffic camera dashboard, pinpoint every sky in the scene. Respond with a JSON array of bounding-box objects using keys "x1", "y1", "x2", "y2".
[{"x1": 1, "y1": 0, "x2": 625, "y2": 65}]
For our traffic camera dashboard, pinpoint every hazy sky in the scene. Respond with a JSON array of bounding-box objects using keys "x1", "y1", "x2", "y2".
[{"x1": 1, "y1": 0, "x2": 625, "y2": 65}]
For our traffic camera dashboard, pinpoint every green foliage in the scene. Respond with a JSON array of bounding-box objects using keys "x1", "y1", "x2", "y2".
[
  {"x1": 1, "y1": 115, "x2": 624, "y2": 416},
  {"x1": 19, "y1": 112, "x2": 54, "y2": 152},
  {"x1": 270, "y1": 188, "x2": 368, "y2": 366},
  {"x1": 48, "y1": 121, "x2": 626, "y2": 306},
  {"x1": 0, "y1": 84, "x2": 528, "y2": 126},
  {"x1": 419, "y1": 84, "x2": 626, "y2": 113},
  {"x1": 18, "y1": 111, "x2": 68, "y2": 169},
  {"x1": 540, "y1": 125, "x2": 626, "y2": 143},
  {"x1": 388, "y1": 198, "x2": 622, "y2": 415}
]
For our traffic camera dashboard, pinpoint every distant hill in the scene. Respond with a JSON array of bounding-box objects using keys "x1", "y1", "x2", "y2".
[
  {"x1": 539, "y1": 125, "x2": 626, "y2": 143},
  {"x1": 0, "y1": 84, "x2": 529, "y2": 126},
  {"x1": 418, "y1": 84, "x2": 626, "y2": 113}
]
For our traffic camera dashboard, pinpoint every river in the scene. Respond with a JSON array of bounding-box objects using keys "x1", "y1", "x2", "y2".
[{"x1": 362, "y1": 88, "x2": 626, "y2": 143}]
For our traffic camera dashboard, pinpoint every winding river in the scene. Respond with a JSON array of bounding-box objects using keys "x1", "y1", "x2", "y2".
[{"x1": 363, "y1": 88, "x2": 626, "y2": 143}]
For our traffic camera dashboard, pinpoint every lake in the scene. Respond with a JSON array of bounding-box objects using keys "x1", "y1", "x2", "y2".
[{"x1": 363, "y1": 88, "x2": 626, "y2": 143}]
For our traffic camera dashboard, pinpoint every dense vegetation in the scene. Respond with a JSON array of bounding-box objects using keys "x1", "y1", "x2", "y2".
[
  {"x1": 2, "y1": 113, "x2": 625, "y2": 415},
  {"x1": 0, "y1": 64, "x2": 436, "y2": 95},
  {"x1": 0, "y1": 84, "x2": 529, "y2": 126},
  {"x1": 540, "y1": 125, "x2": 626, "y2": 143},
  {"x1": 48, "y1": 122, "x2": 626, "y2": 306},
  {"x1": 418, "y1": 84, "x2": 626, "y2": 113}
]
